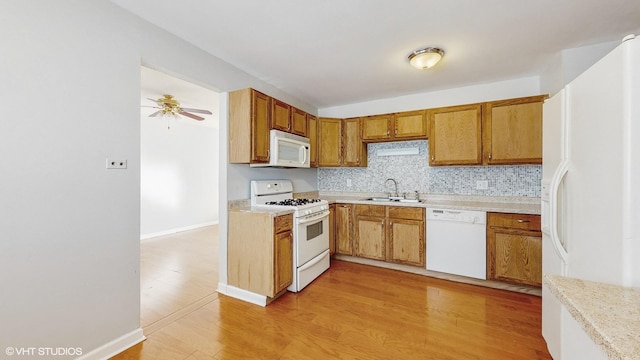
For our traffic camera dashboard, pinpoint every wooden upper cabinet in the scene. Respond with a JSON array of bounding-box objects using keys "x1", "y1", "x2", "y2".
[
  {"x1": 271, "y1": 99, "x2": 291, "y2": 132},
  {"x1": 483, "y1": 96, "x2": 545, "y2": 165},
  {"x1": 291, "y1": 107, "x2": 308, "y2": 136},
  {"x1": 318, "y1": 117, "x2": 367, "y2": 167},
  {"x1": 307, "y1": 114, "x2": 318, "y2": 167},
  {"x1": 362, "y1": 114, "x2": 393, "y2": 141},
  {"x1": 394, "y1": 110, "x2": 428, "y2": 140},
  {"x1": 343, "y1": 117, "x2": 367, "y2": 166},
  {"x1": 428, "y1": 103, "x2": 483, "y2": 166},
  {"x1": 229, "y1": 88, "x2": 271, "y2": 164},
  {"x1": 362, "y1": 111, "x2": 427, "y2": 142},
  {"x1": 318, "y1": 117, "x2": 343, "y2": 167}
]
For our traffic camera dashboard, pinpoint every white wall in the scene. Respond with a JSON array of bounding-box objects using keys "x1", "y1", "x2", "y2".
[
  {"x1": 319, "y1": 77, "x2": 541, "y2": 118},
  {"x1": 0, "y1": 1, "x2": 314, "y2": 358},
  {"x1": 540, "y1": 40, "x2": 619, "y2": 97},
  {"x1": 140, "y1": 116, "x2": 219, "y2": 238}
]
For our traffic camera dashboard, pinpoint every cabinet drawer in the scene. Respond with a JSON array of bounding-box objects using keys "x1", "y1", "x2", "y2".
[
  {"x1": 274, "y1": 214, "x2": 293, "y2": 233},
  {"x1": 387, "y1": 206, "x2": 425, "y2": 221},
  {"x1": 355, "y1": 204, "x2": 386, "y2": 217},
  {"x1": 488, "y1": 212, "x2": 540, "y2": 231}
]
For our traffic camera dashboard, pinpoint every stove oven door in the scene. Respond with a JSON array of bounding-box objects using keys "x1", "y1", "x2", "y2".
[{"x1": 295, "y1": 210, "x2": 330, "y2": 266}]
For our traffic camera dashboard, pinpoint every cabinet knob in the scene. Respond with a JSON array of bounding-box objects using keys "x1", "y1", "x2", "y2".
[
  {"x1": 431, "y1": 155, "x2": 434, "y2": 161},
  {"x1": 488, "y1": 153, "x2": 492, "y2": 160},
  {"x1": 517, "y1": 219, "x2": 530, "y2": 223},
  {"x1": 387, "y1": 130, "x2": 390, "y2": 136}
]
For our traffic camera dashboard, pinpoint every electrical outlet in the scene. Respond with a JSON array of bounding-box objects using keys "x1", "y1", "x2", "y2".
[
  {"x1": 346, "y1": 178, "x2": 352, "y2": 187},
  {"x1": 476, "y1": 180, "x2": 488, "y2": 190},
  {"x1": 106, "y1": 159, "x2": 127, "y2": 169}
]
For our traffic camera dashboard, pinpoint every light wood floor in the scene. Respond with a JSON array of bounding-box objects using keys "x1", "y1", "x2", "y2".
[
  {"x1": 139, "y1": 225, "x2": 219, "y2": 330},
  {"x1": 113, "y1": 227, "x2": 552, "y2": 360}
]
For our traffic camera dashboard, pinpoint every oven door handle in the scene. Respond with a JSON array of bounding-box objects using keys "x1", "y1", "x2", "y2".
[{"x1": 297, "y1": 210, "x2": 330, "y2": 224}]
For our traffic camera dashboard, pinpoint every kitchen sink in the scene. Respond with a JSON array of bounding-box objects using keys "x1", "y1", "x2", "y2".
[
  {"x1": 361, "y1": 197, "x2": 392, "y2": 202},
  {"x1": 360, "y1": 197, "x2": 422, "y2": 203}
]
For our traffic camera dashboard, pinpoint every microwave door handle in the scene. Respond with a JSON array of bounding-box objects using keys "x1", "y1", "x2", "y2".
[{"x1": 302, "y1": 146, "x2": 307, "y2": 164}]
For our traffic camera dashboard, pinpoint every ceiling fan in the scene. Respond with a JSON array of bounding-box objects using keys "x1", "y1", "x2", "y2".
[{"x1": 144, "y1": 94, "x2": 212, "y2": 121}]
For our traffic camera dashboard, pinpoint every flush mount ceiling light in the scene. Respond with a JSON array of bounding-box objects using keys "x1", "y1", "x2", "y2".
[{"x1": 408, "y1": 47, "x2": 445, "y2": 69}]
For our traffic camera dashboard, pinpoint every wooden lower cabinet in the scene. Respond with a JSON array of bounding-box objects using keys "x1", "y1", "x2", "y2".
[
  {"x1": 352, "y1": 204, "x2": 425, "y2": 266},
  {"x1": 328, "y1": 203, "x2": 336, "y2": 256},
  {"x1": 228, "y1": 211, "x2": 293, "y2": 298},
  {"x1": 387, "y1": 206, "x2": 425, "y2": 267},
  {"x1": 486, "y1": 212, "x2": 542, "y2": 287},
  {"x1": 354, "y1": 205, "x2": 386, "y2": 260},
  {"x1": 335, "y1": 204, "x2": 353, "y2": 255}
]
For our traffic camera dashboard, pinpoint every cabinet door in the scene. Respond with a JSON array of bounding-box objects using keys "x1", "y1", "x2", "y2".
[
  {"x1": 329, "y1": 204, "x2": 336, "y2": 256},
  {"x1": 251, "y1": 90, "x2": 271, "y2": 163},
  {"x1": 335, "y1": 204, "x2": 353, "y2": 255},
  {"x1": 428, "y1": 104, "x2": 482, "y2": 165},
  {"x1": 291, "y1": 107, "x2": 308, "y2": 136},
  {"x1": 484, "y1": 96, "x2": 544, "y2": 164},
  {"x1": 387, "y1": 218, "x2": 425, "y2": 267},
  {"x1": 307, "y1": 114, "x2": 318, "y2": 167},
  {"x1": 394, "y1": 110, "x2": 428, "y2": 139},
  {"x1": 271, "y1": 99, "x2": 291, "y2": 132},
  {"x1": 343, "y1": 117, "x2": 367, "y2": 166},
  {"x1": 355, "y1": 215, "x2": 386, "y2": 260},
  {"x1": 274, "y1": 230, "x2": 293, "y2": 294},
  {"x1": 318, "y1": 117, "x2": 343, "y2": 167},
  {"x1": 362, "y1": 114, "x2": 392, "y2": 142},
  {"x1": 487, "y1": 228, "x2": 542, "y2": 286}
]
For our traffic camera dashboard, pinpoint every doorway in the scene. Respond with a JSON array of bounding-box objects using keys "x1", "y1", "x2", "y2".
[{"x1": 139, "y1": 66, "x2": 220, "y2": 331}]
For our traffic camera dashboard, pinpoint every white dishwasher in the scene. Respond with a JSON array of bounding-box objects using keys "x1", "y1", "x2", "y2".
[{"x1": 426, "y1": 208, "x2": 487, "y2": 279}]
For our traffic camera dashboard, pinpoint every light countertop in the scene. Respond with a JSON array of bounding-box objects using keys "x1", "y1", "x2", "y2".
[
  {"x1": 318, "y1": 191, "x2": 540, "y2": 215},
  {"x1": 544, "y1": 274, "x2": 640, "y2": 359},
  {"x1": 228, "y1": 192, "x2": 541, "y2": 215}
]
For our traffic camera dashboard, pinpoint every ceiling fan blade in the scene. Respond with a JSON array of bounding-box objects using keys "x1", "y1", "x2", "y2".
[
  {"x1": 148, "y1": 110, "x2": 162, "y2": 117},
  {"x1": 147, "y1": 97, "x2": 162, "y2": 103},
  {"x1": 179, "y1": 111, "x2": 205, "y2": 121},
  {"x1": 181, "y1": 107, "x2": 212, "y2": 115}
]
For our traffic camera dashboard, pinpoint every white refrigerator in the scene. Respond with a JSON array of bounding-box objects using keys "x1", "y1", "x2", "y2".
[{"x1": 541, "y1": 34, "x2": 640, "y2": 359}]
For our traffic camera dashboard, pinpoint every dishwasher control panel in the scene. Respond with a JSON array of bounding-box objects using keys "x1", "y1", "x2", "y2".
[{"x1": 426, "y1": 209, "x2": 486, "y2": 224}]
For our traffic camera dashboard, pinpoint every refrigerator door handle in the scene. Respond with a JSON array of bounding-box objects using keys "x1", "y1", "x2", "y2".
[{"x1": 550, "y1": 160, "x2": 570, "y2": 270}]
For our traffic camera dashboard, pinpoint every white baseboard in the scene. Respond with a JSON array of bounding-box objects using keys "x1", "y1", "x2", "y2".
[
  {"x1": 217, "y1": 283, "x2": 267, "y2": 307},
  {"x1": 76, "y1": 328, "x2": 145, "y2": 360},
  {"x1": 140, "y1": 221, "x2": 218, "y2": 241}
]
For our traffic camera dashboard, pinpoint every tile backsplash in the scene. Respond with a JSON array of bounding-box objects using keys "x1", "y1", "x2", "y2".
[{"x1": 318, "y1": 140, "x2": 541, "y2": 197}]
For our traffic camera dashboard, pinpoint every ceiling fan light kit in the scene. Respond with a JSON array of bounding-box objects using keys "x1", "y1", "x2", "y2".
[{"x1": 408, "y1": 47, "x2": 445, "y2": 69}]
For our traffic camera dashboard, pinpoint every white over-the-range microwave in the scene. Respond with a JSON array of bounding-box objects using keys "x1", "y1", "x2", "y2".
[{"x1": 250, "y1": 129, "x2": 311, "y2": 168}]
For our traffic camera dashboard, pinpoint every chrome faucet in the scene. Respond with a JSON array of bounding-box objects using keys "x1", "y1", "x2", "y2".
[{"x1": 385, "y1": 178, "x2": 400, "y2": 199}]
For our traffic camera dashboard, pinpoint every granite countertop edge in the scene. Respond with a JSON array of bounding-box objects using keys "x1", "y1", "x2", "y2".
[
  {"x1": 319, "y1": 191, "x2": 541, "y2": 215},
  {"x1": 228, "y1": 192, "x2": 541, "y2": 215},
  {"x1": 544, "y1": 274, "x2": 640, "y2": 360}
]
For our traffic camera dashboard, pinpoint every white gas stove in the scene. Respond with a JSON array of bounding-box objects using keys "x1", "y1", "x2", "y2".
[{"x1": 250, "y1": 180, "x2": 330, "y2": 292}]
